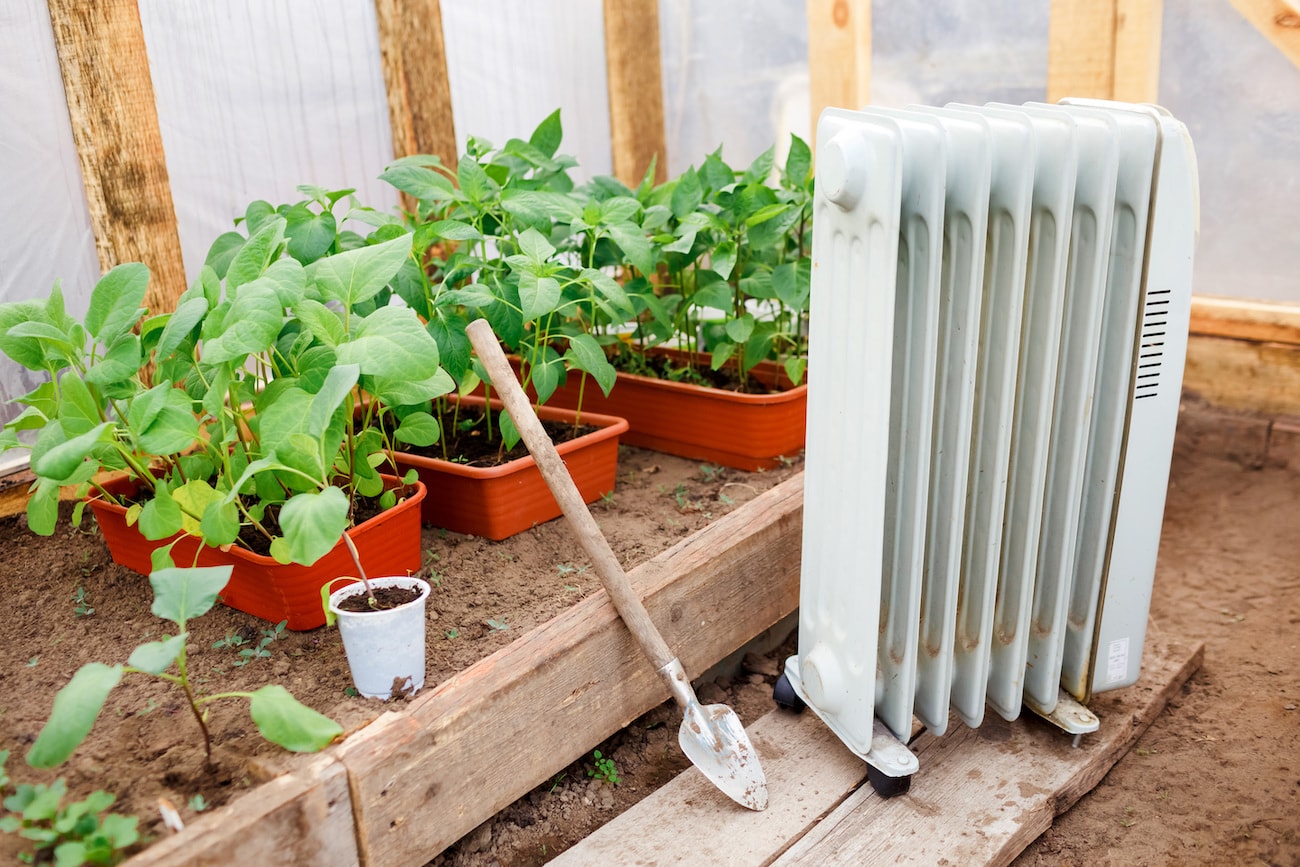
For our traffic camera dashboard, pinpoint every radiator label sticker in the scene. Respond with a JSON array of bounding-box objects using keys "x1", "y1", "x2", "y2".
[{"x1": 1106, "y1": 637, "x2": 1130, "y2": 683}]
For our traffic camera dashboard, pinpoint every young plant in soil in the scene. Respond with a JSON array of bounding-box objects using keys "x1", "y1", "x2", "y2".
[
  {"x1": 25, "y1": 565, "x2": 342, "y2": 769},
  {"x1": 0, "y1": 750, "x2": 139, "y2": 866}
]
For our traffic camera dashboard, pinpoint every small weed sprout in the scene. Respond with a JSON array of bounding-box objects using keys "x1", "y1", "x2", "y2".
[
  {"x1": 485, "y1": 618, "x2": 509, "y2": 632},
  {"x1": 588, "y1": 750, "x2": 621, "y2": 785},
  {"x1": 187, "y1": 794, "x2": 208, "y2": 813},
  {"x1": 27, "y1": 566, "x2": 341, "y2": 769},
  {"x1": 0, "y1": 750, "x2": 139, "y2": 865},
  {"x1": 444, "y1": 628, "x2": 460, "y2": 640},
  {"x1": 72, "y1": 586, "x2": 95, "y2": 618}
]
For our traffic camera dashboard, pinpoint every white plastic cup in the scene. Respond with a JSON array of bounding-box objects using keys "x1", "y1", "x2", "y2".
[{"x1": 328, "y1": 576, "x2": 431, "y2": 700}]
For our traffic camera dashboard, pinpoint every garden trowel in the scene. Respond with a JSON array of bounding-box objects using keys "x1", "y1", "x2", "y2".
[{"x1": 465, "y1": 319, "x2": 769, "y2": 811}]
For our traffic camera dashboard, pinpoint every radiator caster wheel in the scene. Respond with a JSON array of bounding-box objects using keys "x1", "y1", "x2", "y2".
[
  {"x1": 867, "y1": 764, "x2": 912, "y2": 798},
  {"x1": 772, "y1": 673, "x2": 806, "y2": 712}
]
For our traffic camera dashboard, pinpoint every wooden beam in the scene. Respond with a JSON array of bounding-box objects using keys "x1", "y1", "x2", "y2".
[
  {"x1": 1227, "y1": 0, "x2": 1300, "y2": 70},
  {"x1": 1183, "y1": 333, "x2": 1300, "y2": 417},
  {"x1": 124, "y1": 755, "x2": 357, "y2": 867},
  {"x1": 47, "y1": 0, "x2": 187, "y2": 315},
  {"x1": 807, "y1": 0, "x2": 871, "y2": 138},
  {"x1": 1113, "y1": 0, "x2": 1164, "y2": 102},
  {"x1": 603, "y1": 0, "x2": 668, "y2": 186},
  {"x1": 1189, "y1": 296, "x2": 1300, "y2": 346},
  {"x1": 334, "y1": 473, "x2": 804, "y2": 866},
  {"x1": 372, "y1": 0, "x2": 458, "y2": 168},
  {"x1": 1048, "y1": 0, "x2": 1118, "y2": 101}
]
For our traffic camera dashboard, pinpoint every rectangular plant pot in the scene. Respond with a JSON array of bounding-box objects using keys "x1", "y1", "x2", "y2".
[
  {"x1": 391, "y1": 394, "x2": 628, "y2": 540},
  {"x1": 541, "y1": 348, "x2": 808, "y2": 471},
  {"x1": 86, "y1": 475, "x2": 426, "y2": 630}
]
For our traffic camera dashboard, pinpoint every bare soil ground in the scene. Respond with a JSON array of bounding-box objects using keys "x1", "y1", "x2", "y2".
[{"x1": 0, "y1": 399, "x2": 1295, "y2": 866}]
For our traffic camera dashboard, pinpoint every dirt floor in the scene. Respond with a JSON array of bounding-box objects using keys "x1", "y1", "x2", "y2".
[{"x1": 0, "y1": 398, "x2": 1296, "y2": 865}]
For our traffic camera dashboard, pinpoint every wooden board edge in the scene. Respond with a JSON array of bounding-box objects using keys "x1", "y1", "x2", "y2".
[
  {"x1": 770, "y1": 639, "x2": 1204, "y2": 866},
  {"x1": 334, "y1": 473, "x2": 805, "y2": 866},
  {"x1": 1183, "y1": 333, "x2": 1300, "y2": 417},
  {"x1": 1189, "y1": 295, "x2": 1300, "y2": 346},
  {"x1": 123, "y1": 754, "x2": 358, "y2": 866}
]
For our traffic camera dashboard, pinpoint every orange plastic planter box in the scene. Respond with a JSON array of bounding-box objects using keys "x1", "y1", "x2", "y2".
[
  {"x1": 391, "y1": 395, "x2": 628, "y2": 540},
  {"x1": 542, "y1": 349, "x2": 807, "y2": 471},
  {"x1": 87, "y1": 475, "x2": 426, "y2": 630}
]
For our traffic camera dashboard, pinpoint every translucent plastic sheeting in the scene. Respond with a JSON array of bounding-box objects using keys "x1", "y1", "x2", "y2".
[
  {"x1": 1160, "y1": 1, "x2": 1300, "y2": 302},
  {"x1": 659, "y1": 0, "x2": 811, "y2": 176},
  {"x1": 139, "y1": 1, "x2": 400, "y2": 287},
  {"x1": 0, "y1": 1, "x2": 100, "y2": 464},
  {"x1": 441, "y1": 0, "x2": 614, "y2": 180}
]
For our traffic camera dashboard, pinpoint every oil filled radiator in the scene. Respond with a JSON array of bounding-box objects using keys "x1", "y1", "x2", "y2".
[{"x1": 776, "y1": 99, "x2": 1199, "y2": 795}]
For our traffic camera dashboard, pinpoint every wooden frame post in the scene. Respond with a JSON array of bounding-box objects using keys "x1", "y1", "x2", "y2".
[
  {"x1": 47, "y1": 0, "x2": 187, "y2": 314},
  {"x1": 807, "y1": 0, "x2": 872, "y2": 142},
  {"x1": 1226, "y1": 0, "x2": 1300, "y2": 70},
  {"x1": 373, "y1": 0, "x2": 458, "y2": 169},
  {"x1": 1048, "y1": 0, "x2": 1164, "y2": 103},
  {"x1": 603, "y1": 0, "x2": 668, "y2": 186}
]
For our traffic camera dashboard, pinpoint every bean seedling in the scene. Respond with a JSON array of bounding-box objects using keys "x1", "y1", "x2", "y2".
[
  {"x1": 26, "y1": 566, "x2": 341, "y2": 769},
  {"x1": 587, "y1": 750, "x2": 621, "y2": 785}
]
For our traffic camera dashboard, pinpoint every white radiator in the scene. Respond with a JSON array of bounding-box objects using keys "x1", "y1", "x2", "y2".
[{"x1": 778, "y1": 99, "x2": 1198, "y2": 795}]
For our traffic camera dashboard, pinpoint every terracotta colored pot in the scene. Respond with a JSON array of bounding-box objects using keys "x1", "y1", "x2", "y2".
[
  {"x1": 391, "y1": 395, "x2": 628, "y2": 540},
  {"x1": 541, "y1": 348, "x2": 807, "y2": 471},
  {"x1": 87, "y1": 475, "x2": 425, "y2": 630}
]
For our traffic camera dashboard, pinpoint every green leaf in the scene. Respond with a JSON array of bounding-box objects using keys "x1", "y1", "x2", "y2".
[
  {"x1": 128, "y1": 382, "x2": 199, "y2": 456},
  {"x1": 149, "y1": 565, "x2": 233, "y2": 624},
  {"x1": 26, "y1": 477, "x2": 60, "y2": 536},
  {"x1": 785, "y1": 133, "x2": 812, "y2": 186},
  {"x1": 564, "y1": 334, "x2": 617, "y2": 396},
  {"x1": 284, "y1": 203, "x2": 338, "y2": 263},
  {"x1": 307, "y1": 363, "x2": 358, "y2": 438},
  {"x1": 418, "y1": 219, "x2": 482, "y2": 242},
  {"x1": 204, "y1": 232, "x2": 246, "y2": 280},
  {"x1": 26, "y1": 664, "x2": 124, "y2": 768},
  {"x1": 518, "y1": 273, "x2": 561, "y2": 322},
  {"x1": 725, "y1": 313, "x2": 755, "y2": 343},
  {"x1": 278, "y1": 487, "x2": 349, "y2": 566},
  {"x1": 394, "y1": 411, "x2": 440, "y2": 447},
  {"x1": 710, "y1": 241, "x2": 738, "y2": 281},
  {"x1": 200, "y1": 282, "x2": 283, "y2": 364},
  {"x1": 368, "y1": 367, "x2": 455, "y2": 407},
  {"x1": 225, "y1": 218, "x2": 286, "y2": 294},
  {"x1": 137, "y1": 482, "x2": 183, "y2": 541},
  {"x1": 529, "y1": 108, "x2": 563, "y2": 158},
  {"x1": 199, "y1": 499, "x2": 241, "y2": 547},
  {"x1": 741, "y1": 145, "x2": 776, "y2": 185},
  {"x1": 126, "y1": 633, "x2": 187, "y2": 675},
  {"x1": 670, "y1": 167, "x2": 703, "y2": 218},
  {"x1": 258, "y1": 256, "x2": 309, "y2": 308},
  {"x1": 783, "y1": 356, "x2": 806, "y2": 385},
  {"x1": 307, "y1": 232, "x2": 412, "y2": 308},
  {"x1": 606, "y1": 222, "x2": 655, "y2": 276},
  {"x1": 172, "y1": 479, "x2": 224, "y2": 536},
  {"x1": 773, "y1": 258, "x2": 811, "y2": 310},
  {"x1": 580, "y1": 268, "x2": 634, "y2": 320},
  {"x1": 292, "y1": 298, "x2": 346, "y2": 348},
  {"x1": 85, "y1": 262, "x2": 150, "y2": 345},
  {"x1": 154, "y1": 295, "x2": 208, "y2": 361},
  {"x1": 379, "y1": 164, "x2": 456, "y2": 205},
  {"x1": 336, "y1": 306, "x2": 441, "y2": 380},
  {"x1": 248, "y1": 685, "x2": 342, "y2": 752},
  {"x1": 517, "y1": 227, "x2": 556, "y2": 265},
  {"x1": 30, "y1": 421, "x2": 112, "y2": 481}
]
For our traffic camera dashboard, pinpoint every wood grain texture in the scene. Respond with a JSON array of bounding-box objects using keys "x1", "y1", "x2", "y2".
[
  {"x1": 1190, "y1": 296, "x2": 1300, "y2": 346},
  {"x1": 373, "y1": 0, "x2": 458, "y2": 166},
  {"x1": 1048, "y1": 0, "x2": 1118, "y2": 101},
  {"x1": 124, "y1": 755, "x2": 357, "y2": 867},
  {"x1": 550, "y1": 694, "x2": 870, "y2": 866},
  {"x1": 772, "y1": 640, "x2": 1203, "y2": 866},
  {"x1": 603, "y1": 0, "x2": 668, "y2": 186},
  {"x1": 1183, "y1": 333, "x2": 1300, "y2": 416},
  {"x1": 1113, "y1": 0, "x2": 1164, "y2": 102},
  {"x1": 1228, "y1": 0, "x2": 1300, "y2": 70},
  {"x1": 807, "y1": 0, "x2": 871, "y2": 139},
  {"x1": 335, "y1": 474, "x2": 804, "y2": 866},
  {"x1": 47, "y1": 0, "x2": 187, "y2": 315}
]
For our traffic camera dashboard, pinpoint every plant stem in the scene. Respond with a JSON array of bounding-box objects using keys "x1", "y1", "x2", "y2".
[{"x1": 341, "y1": 532, "x2": 375, "y2": 602}]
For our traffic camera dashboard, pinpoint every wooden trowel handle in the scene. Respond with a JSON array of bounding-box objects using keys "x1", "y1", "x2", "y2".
[{"x1": 466, "y1": 319, "x2": 676, "y2": 672}]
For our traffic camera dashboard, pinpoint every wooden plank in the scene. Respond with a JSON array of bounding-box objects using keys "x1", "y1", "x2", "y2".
[
  {"x1": 1047, "y1": 0, "x2": 1117, "y2": 101},
  {"x1": 1183, "y1": 334, "x2": 1300, "y2": 416},
  {"x1": 1189, "y1": 295, "x2": 1300, "y2": 346},
  {"x1": 603, "y1": 0, "x2": 667, "y2": 186},
  {"x1": 1112, "y1": 0, "x2": 1164, "y2": 102},
  {"x1": 1227, "y1": 0, "x2": 1300, "y2": 71},
  {"x1": 806, "y1": 0, "x2": 871, "y2": 139},
  {"x1": 335, "y1": 474, "x2": 805, "y2": 866},
  {"x1": 47, "y1": 0, "x2": 187, "y2": 314},
  {"x1": 373, "y1": 0, "x2": 458, "y2": 168},
  {"x1": 774, "y1": 641, "x2": 1203, "y2": 866},
  {"x1": 550, "y1": 692, "x2": 870, "y2": 866},
  {"x1": 124, "y1": 755, "x2": 358, "y2": 867}
]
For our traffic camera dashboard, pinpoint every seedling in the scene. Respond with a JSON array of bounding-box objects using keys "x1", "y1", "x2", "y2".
[
  {"x1": 0, "y1": 751, "x2": 139, "y2": 866},
  {"x1": 588, "y1": 750, "x2": 621, "y2": 785},
  {"x1": 214, "y1": 620, "x2": 285, "y2": 668},
  {"x1": 187, "y1": 795, "x2": 208, "y2": 813},
  {"x1": 484, "y1": 618, "x2": 509, "y2": 632},
  {"x1": 26, "y1": 566, "x2": 342, "y2": 769},
  {"x1": 444, "y1": 628, "x2": 460, "y2": 640},
  {"x1": 72, "y1": 585, "x2": 95, "y2": 618}
]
